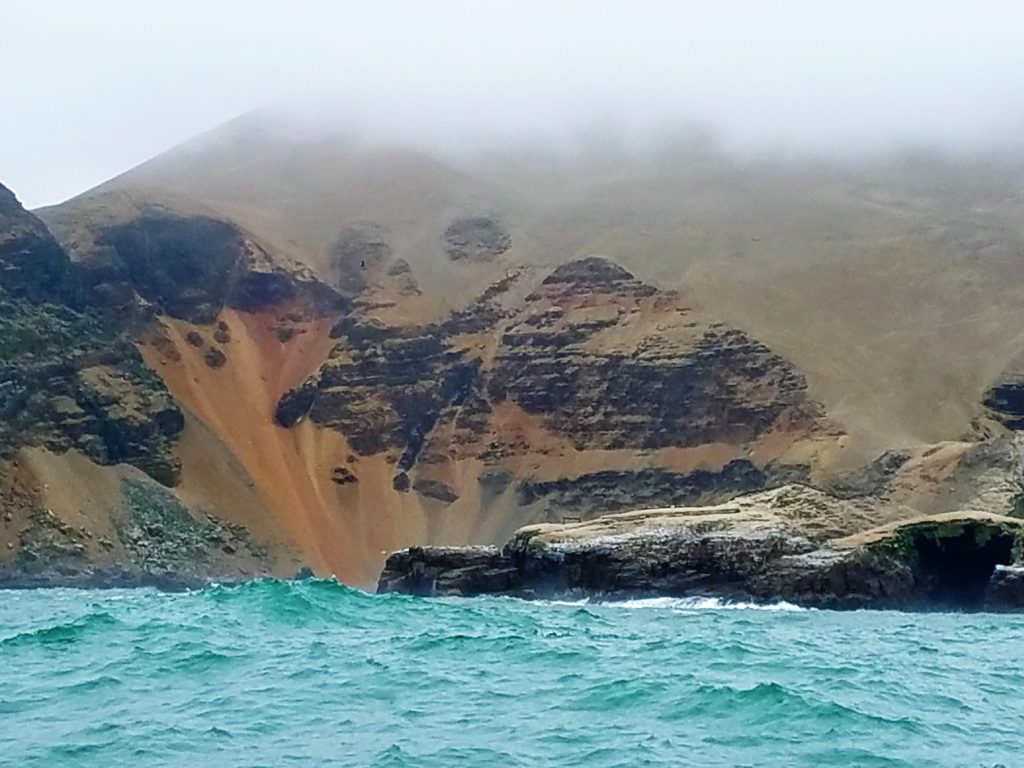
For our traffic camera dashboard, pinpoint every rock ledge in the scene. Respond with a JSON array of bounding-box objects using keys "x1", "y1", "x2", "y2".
[{"x1": 378, "y1": 485, "x2": 1024, "y2": 611}]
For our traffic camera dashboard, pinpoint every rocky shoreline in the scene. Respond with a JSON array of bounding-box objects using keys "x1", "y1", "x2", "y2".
[
  {"x1": 378, "y1": 485, "x2": 1024, "y2": 612},
  {"x1": 0, "y1": 569, "x2": 231, "y2": 592}
]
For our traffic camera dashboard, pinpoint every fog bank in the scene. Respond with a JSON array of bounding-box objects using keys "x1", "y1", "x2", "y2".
[{"x1": 4, "y1": 0, "x2": 1024, "y2": 207}]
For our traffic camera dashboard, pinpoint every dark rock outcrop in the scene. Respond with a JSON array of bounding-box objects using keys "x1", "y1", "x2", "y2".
[
  {"x1": 984, "y1": 379, "x2": 1024, "y2": 430},
  {"x1": 0, "y1": 304, "x2": 184, "y2": 484},
  {"x1": 279, "y1": 320, "x2": 479, "y2": 466},
  {"x1": 540, "y1": 256, "x2": 638, "y2": 288},
  {"x1": 378, "y1": 546, "x2": 518, "y2": 597},
  {"x1": 827, "y1": 450, "x2": 911, "y2": 498},
  {"x1": 277, "y1": 258, "x2": 826, "y2": 501},
  {"x1": 331, "y1": 466, "x2": 358, "y2": 485},
  {"x1": 986, "y1": 565, "x2": 1024, "y2": 609},
  {"x1": 0, "y1": 184, "x2": 73, "y2": 302},
  {"x1": 89, "y1": 211, "x2": 346, "y2": 323},
  {"x1": 413, "y1": 477, "x2": 459, "y2": 504},
  {"x1": 443, "y1": 216, "x2": 511, "y2": 261},
  {"x1": 516, "y1": 460, "x2": 809, "y2": 514},
  {"x1": 384, "y1": 259, "x2": 421, "y2": 296},
  {"x1": 330, "y1": 224, "x2": 391, "y2": 295},
  {"x1": 0, "y1": 187, "x2": 186, "y2": 485},
  {"x1": 203, "y1": 347, "x2": 227, "y2": 369},
  {"x1": 488, "y1": 262, "x2": 818, "y2": 451},
  {"x1": 229, "y1": 267, "x2": 345, "y2": 316},
  {"x1": 96, "y1": 213, "x2": 247, "y2": 323},
  {"x1": 379, "y1": 487, "x2": 1024, "y2": 611}
]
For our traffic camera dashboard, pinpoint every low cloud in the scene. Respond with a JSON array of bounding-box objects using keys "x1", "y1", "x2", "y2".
[{"x1": 4, "y1": 0, "x2": 1024, "y2": 206}]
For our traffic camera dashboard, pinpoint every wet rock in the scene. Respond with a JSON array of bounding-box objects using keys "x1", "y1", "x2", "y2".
[
  {"x1": 378, "y1": 546, "x2": 517, "y2": 597},
  {"x1": 745, "y1": 547, "x2": 915, "y2": 608},
  {"x1": 985, "y1": 565, "x2": 1024, "y2": 609}
]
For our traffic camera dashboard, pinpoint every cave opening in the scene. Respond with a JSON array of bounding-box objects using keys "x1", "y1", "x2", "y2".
[{"x1": 911, "y1": 526, "x2": 1015, "y2": 609}]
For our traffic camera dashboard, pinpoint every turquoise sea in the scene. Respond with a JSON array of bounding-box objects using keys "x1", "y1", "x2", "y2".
[{"x1": 1, "y1": 580, "x2": 1020, "y2": 767}]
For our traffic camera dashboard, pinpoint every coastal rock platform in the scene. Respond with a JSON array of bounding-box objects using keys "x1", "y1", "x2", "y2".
[{"x1": 378, "y1": 485, "x2": 1024, "y2": 611}]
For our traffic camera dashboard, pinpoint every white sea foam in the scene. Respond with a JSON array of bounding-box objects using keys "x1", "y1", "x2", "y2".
[
  {"x1": 541, "y1": 596, "x2": 807, "y2": 612},
  {"x1": 616, "y1": 597, "x2": 806, "y2": 612}
]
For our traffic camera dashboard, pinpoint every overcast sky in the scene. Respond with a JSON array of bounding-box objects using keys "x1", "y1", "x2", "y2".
[{"x1": 4, "y1": 0, "x2": 1024, "y2": 208}]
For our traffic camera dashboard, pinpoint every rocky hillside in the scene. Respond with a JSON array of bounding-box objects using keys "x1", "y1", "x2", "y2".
[
  {"x1": 0, "y1": 184, "x2": 312, "y2": 587},
  {"x1": 3, "y1": 114, "x2": 1024, "y2": 590},
  {"x1": 276, "y1": 255, "x2": 828, "y2": 509}
]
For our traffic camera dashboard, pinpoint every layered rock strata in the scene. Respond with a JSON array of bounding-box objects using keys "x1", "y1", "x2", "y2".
[{"x1": 276, "y1": 256, "x2": 827, "y2": 509}]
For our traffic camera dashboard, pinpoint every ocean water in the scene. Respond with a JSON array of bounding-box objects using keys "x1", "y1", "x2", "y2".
[{"x1": 1, "y1": 581, "x2": 1021, "y2": 767}]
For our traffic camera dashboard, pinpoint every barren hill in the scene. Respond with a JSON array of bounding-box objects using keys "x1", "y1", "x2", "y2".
[{"x1": 2, "y1": 113, "x2": 1023, "y2": 587}]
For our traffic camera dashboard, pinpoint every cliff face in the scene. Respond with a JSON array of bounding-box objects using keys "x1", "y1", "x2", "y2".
[
  {"x1": 0, "y1": 184, "x2": 71, "y2": 301},
  {"x1": 274, "y1": 255, "x2": 830, "y2": 529},
  {"x1": 0, "y1": 186, "x2": 184, "y2": 485}
]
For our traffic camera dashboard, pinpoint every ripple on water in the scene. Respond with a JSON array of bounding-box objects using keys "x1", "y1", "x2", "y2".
[
  {"x1": 0, "y1": 582, "x2": 1022, "y2": 768},
  {"x1": 1, "y1": 610, "x2": 117, "y2": 648}
]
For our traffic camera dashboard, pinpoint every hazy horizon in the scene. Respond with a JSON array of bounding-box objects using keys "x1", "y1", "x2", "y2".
[{"x1": 4, "y1": 0, "x2": 1024, "y2": 208}]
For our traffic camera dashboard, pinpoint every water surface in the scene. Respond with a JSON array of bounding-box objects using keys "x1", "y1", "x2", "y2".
[{"x1": 1, "y1": 581, "x2": 1020, "y2": 766}]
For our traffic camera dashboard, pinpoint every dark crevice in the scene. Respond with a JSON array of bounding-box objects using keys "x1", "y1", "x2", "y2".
[{"x1": 910, "y1": 527, "x2": 1014, "y2": 609}]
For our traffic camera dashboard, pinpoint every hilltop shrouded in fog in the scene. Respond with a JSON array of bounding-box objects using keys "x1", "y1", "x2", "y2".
[{"x1": 4, "y1": 0, "x2": 1024, "y2": 207}]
